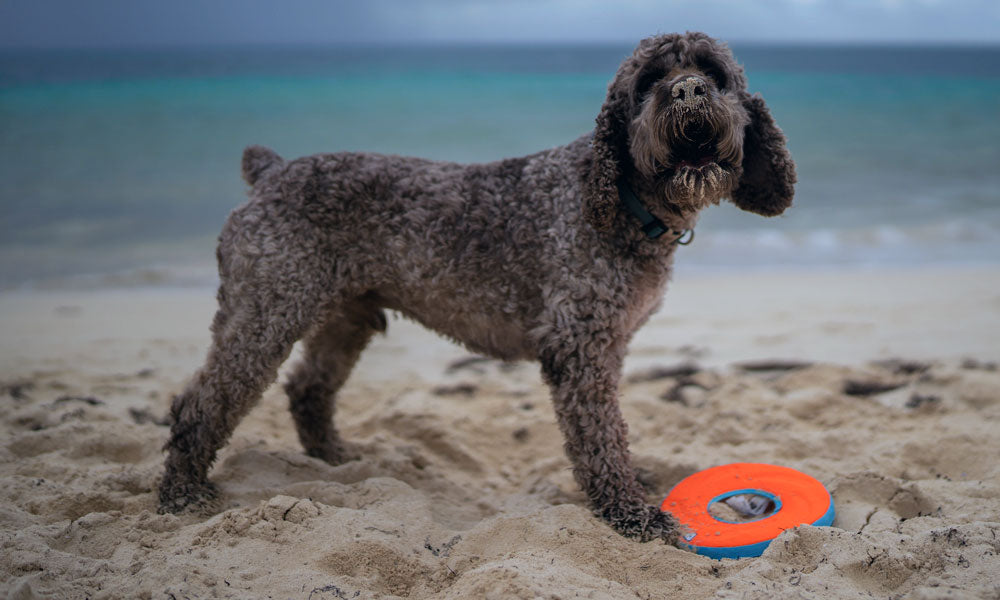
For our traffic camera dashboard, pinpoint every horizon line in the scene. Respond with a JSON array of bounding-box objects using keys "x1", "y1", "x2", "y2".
[{"x1": 3, "y1": 38, "x2": 1000, "y2": 52}]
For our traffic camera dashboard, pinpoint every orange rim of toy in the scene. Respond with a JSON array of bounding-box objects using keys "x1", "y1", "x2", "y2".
[{"x1": 661, "y1": 463, "x2": 834, "y2": 557}]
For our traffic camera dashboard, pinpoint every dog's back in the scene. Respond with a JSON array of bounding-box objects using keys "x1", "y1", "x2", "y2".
[{"x1": 232, "y1": 141, "x2": 596, "y2": 360}]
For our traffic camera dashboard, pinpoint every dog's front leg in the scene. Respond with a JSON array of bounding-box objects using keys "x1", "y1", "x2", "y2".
[{"x1": 540, "y1": 342, "x2": 678, "y2": 543}]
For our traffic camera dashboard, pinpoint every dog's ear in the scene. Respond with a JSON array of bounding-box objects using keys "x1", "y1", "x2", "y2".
[
  {"x1": 584, "y1": 35, "x2": 672, "y2": 232},
  {"x1": 730, "y1": 93, "x2": 796, "y2": 217},
  {"x1": 583, "y1": 76, "x2": 632, "y2": 232}
]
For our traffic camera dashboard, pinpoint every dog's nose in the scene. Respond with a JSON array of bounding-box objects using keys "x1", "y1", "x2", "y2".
[{"x1": 672, "y1": 76, "x2": 707, "y2": 103}]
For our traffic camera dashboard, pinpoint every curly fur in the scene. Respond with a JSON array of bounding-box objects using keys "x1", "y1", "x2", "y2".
[{"x1": 159, "y1": 32, "x2": 795, "y2": 544}]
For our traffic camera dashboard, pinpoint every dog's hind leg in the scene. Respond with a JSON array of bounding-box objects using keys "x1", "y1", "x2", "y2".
[
  {"x1": 159, "y1": 269, "x2": 324, "y2": 513},
  {"x1": 284, "y1": 299, "x2": 385, "y2": 465}
]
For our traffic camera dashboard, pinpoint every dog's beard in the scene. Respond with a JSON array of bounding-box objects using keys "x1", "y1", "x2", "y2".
[
  {"x1": 665, "y1": 161, "x2": 734, "y2": 211},
  {"x1": 629, "y1": 93, "x2": 745, "y2": 212}
]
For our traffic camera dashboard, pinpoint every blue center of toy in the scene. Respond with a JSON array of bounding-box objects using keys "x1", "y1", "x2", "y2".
[{"x1": 706, "y1": 488, "x2": 782, "y2": 524}]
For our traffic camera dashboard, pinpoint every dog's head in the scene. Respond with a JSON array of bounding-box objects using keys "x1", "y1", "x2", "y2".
[{"x1": 585, "y1": 32, "x2": 796, "y2": 231}]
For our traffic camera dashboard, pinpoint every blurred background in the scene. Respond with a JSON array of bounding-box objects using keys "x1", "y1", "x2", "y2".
[{"x1": 1, "y1": 0, "x2": 998, "y2": 290}]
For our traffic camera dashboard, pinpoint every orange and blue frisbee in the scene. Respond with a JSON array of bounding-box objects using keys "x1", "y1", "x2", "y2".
[{"x1": 661, "y1": 463, "x2": 835, "y2": 559}]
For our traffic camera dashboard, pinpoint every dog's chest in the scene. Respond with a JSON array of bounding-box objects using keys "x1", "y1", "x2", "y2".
[{"x1": 624, "y1": 268, "x2": 669, "y2": 335}]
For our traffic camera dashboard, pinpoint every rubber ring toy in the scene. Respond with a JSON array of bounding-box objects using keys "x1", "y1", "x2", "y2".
[{"x1": 661, "y1": 463, "x2": 835, "y2": 560}]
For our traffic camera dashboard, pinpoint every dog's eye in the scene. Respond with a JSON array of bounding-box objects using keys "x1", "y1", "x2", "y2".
[
  {"x1": 635, "y1": 70, "x2": 663, "y2": 98},
  {"x1": 699, "y1": 63, "x2": 728, "y2": 89}
]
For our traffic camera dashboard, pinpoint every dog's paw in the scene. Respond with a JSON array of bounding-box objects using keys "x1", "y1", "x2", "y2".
[
  {"x1": 602, "y1": 503, "x2": 680, "y2": 543},
  {"x1": 305, "y1": 440, "x2": 359, "y2": 466},
  {"x1": 157, "y1": 478, "x2": 219, "y2": 515}
]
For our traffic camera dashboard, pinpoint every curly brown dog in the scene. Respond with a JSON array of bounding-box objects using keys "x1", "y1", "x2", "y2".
[{"x1": 159, "y1": 31, "x2": 795, "y2": 543}]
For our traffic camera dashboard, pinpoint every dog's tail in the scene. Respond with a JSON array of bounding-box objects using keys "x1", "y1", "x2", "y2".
[{"x1": 241, "y1": 145, "x2": 284, "y2": 186}]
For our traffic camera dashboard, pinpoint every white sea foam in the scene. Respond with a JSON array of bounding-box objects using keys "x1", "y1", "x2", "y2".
[
  {"x1": 9, "y1": 218, "x2": 998, "y2": 292},
  {"x1": 679, "y1": 218, "x2": 1000, "y2": 273},
  {"x1": 11, "y1": 262, "x2": 219, "y2": 292}
]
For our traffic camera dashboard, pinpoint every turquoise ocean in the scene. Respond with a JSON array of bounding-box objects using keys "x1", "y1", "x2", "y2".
[{"x1": 1, "y1": 44, "x2": 998, "y2": 289}]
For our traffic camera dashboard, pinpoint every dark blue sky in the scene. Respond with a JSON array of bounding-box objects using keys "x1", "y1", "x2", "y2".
[{"x1": 2, "y1": 0, "x2": 999, "y2": 48}]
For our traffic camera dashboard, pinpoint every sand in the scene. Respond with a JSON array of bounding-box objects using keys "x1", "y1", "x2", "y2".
[{"x1": 2, "y1": 265, "x2": 999, "y2": 599}]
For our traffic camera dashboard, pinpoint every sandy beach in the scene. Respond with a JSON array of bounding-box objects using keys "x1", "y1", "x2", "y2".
[{"x1": 2, "y1": 264, "x2": 999, "y2": 599}]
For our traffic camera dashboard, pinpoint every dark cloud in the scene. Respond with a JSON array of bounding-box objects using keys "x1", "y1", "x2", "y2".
[
  {"x1": 0, "y1": 0, "x2": 388, "y2": 47},
  {"x1": 1, "y1": 0, "x2": 997, "y2": 48}
]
